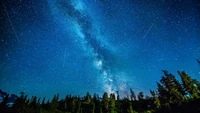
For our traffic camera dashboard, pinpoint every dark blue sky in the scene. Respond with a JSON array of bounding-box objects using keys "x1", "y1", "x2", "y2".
[{"x1": 0, "y1": 0, "x2": 200, "y2": 99}]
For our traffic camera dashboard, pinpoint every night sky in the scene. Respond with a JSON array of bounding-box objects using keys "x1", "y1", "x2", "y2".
[{"x1": 0, "y1": 0, "x2": 200, "y2": 99}]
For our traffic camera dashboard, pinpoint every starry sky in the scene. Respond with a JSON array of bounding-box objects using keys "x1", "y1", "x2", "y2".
[{"x1": 0, "y1": 0, "x2": 200, "y2": 99}]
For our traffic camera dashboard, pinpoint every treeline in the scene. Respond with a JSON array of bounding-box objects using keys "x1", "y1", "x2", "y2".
[{"x1": 1, "y1": 70, "x2": 200, "y2": 113}]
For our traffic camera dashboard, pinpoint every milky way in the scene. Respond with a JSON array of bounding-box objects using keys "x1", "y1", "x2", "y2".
[{"x1": 48, "y1": 0, "x2": 129, "y2": 95}]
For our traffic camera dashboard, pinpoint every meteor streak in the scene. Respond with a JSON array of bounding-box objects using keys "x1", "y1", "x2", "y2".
[
  {"x1": 2, "y1": 1, "x2": 19, "y2": 43},
  {"x1": 142, "y1": 23, "x2": 154, "y2": 39}
]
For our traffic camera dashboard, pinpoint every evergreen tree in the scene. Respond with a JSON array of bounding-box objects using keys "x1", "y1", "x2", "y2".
[
  {"x1": 110, "y1": 93, "x2": 115, "y2": 100},
  {"x1": 50, "y1": 94, "x2": 59, "y2": 111},
  {"x1": 93, "y1": 93, "x2": 97, "y2": 102},
  {"x1": 102, "y1": 92, "x2": 109, "y2": 113},
  {"x1": 93, "y1": 93, "x2": 101, "y2": 113},
  {"x1": 12, "y1": 92, "x2": 27, "y2": 112},
  {"x1": 0, "y1": 94, "x2": 9, "y2": 112},
  {"x1": 127, "y1": 102, "x2": 134, "y2": 113},
  {"x1": 85, "y1": 92, "x2": 91, "y2": 103},
  {"x1": 157, "y1": 82, "x2": 170, "y2": 109},
  {"x1": 109, "y1": 97, "x2": 116, "y2": 113},
  {"x1": 75, "y1": 100, "x2": 81, "y2": 113},
  {"x1": 41, "y1": 97, "x2": 45, "y2": 107},
  {"x1": 130, "y1": 88, "x2": 136, "y2": 101},
  {"x1": 150, "y1": 90, "x2": 160, "y2": 109},
  {"x1": 178, "y1": 71, "x2": 200, "y2": 99},
  {"x1": 20, "y1": 92, "x2": 25, "y2": 97},
  {"x1": 25, "y1": 98, "x2": 30, "y2": 108},
  {"x1": 159, "y1": 70, "x2": 185, "y2": 105},
  {"x1": 91, "y1": 101, "x2": 95, "y2": 113},
  {"x1": 71, "y1": 96, "x2": 77, "y2": 113},
  {"x1": 116, "y1": 91, "x2": 120, "y2": 101},
  {"x1": 37, "y1": 97, "x2": 41, "y2": 106},
  {"x1": 137, "y1": 92, "x2": 144, "y2": 101},
  {"x1": 64, "y1": 95, "x2": 70, "y2": 110},
  {"x1": 29, "y1": 96, "x2": 37, "y2": 112}
]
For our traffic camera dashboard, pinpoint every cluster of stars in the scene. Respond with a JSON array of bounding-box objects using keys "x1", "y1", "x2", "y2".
[{"x1": 0, "y1": 0, "x2": 199, "y2": 99}]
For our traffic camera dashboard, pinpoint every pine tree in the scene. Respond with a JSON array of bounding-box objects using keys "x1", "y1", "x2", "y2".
[
  {"x1": 75, "y1": 100, "x2": 81, "y2": 113},
  {"x1": 109, "y1": 97, "x2": 116, "y2": 113},
  {"x1": 160, "y1": 70, "x2": 185, "y2": 105},
  {"x1": 127, "y1": 102, "x2": 134, "y2": 113},
  {"x1": 130, "y1": 88, "x2": 136, "y2": 101},
  {"x1": 41, "y1": 97, "x2": 45, "y2": 108},
  {"x1": 93, "y1": 93, "x2": 97, "y2": 102},
  {"x1": 71, "y1": 96, "x2": 77, "y2": 113},
  {"x1": 178, "y1": 71, "x2": 200, "y2": 99},
  {"x1": 91, "y1": 101, "x2": 95, "y2": 113},
  {"x1": 102, "y1": 92, "x2": 109, "y2": 113},
  {"x1": 20, "y1": 92, "x2": 25, "y2": 97},
  {"x1": 37, "y1": 97, "x2": 41, "y2": 106},
  {"x1": 64, "y1": 95, "x2": 70, "y2": 110},
  {"x1": 85, "y1": 92, "x2": 91, "y2": 103},
  {"x1": 116, "y1": 91, "x2": 120, "y2": 101},
  {"x1": 30, "y1": 96, "x2": 37, "y2": 112},
  {"x1": 110, "y1": 93, "x2": 115, "y2": 100},
  {"x1": 150, "y1": 90, "x2": 160, "y2": 109},
  {"x1": 93, "y1": 93, "x2": 101, "y2": 113},
  {"x1": 12, "y1": 92, "x2": 27, "y2": 112},
  {"x1": 50, "y1": 94, "x2": 59, "y2": 111},
  {"x1": 138, "y1": 92, "x2": 144, "y2": 101},
  {"x1": 0, "y1": 94, "x2": 9, "y2": 112},
  {"x1": 156, "y1": 82, "x2": 170, "y2": 108}
]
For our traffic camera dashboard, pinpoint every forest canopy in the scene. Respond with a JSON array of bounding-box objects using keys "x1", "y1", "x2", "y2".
[{"x1": 1, "y1": 68, "x2": 200, "y2": 113}]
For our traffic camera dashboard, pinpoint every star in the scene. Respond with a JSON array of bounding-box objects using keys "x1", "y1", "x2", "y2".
[{"x1": 0, "y1": 0, "x2": 199, "y2": 99}]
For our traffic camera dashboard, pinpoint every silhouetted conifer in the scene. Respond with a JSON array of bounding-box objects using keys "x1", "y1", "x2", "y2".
[
  {"x1": 130, "y1": 88, "x2": 136, "y2": 101},
  {"x1": 102, "y1": 92, "x2": 109, "y2": 113}
]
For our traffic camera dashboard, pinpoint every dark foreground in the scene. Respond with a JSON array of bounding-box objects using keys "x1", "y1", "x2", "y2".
[{"x1": 1, "y1": 70, "x2": 200, "y2": 113}]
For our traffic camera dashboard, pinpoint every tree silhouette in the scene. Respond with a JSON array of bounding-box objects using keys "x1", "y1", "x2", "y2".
[
  {"x1": 150, "y1": 90, "x2": 160, "y2": 109},
  {"x1": 0, "y1": 94, "x2": 9, "y2": 112},
  {"x1": 178, "y1": 71, "x2": 200, "y2": 99},
  {"x1": 85, "y1": 92, "x2": 91, "y2": 104},
  {"x1": 109, "y1": 96, "x2": 116, "y2": 113},
  {"x1": 138, "y1": 92, "x2": 144, "y2": 101},
  {"x1": 1, "y1": 66, "x2": 200, "y2": 113},
  {"x1": 130, "y1": 88, "x2": 136, "y2": 101},
  {"x1": 50, "y1": 94, "x2": 59, "y2": 111},
  {"x1": 159, "y1": 70, "x2": 185, "y2": 106},
  {"x1": 102, "y1": 92, "x2": 109, "y2": 113}
]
